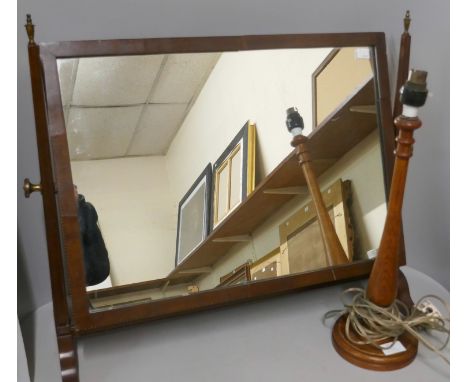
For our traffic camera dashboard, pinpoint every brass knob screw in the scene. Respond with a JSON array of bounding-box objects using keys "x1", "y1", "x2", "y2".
[{"x1": 23, "y1": 178, "x2": 42, "y2": 198}]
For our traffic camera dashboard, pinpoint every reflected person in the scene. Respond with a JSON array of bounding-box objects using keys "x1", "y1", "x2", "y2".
[{"x1": 74, "y1": 185, "x2": 110, "y2": 286}]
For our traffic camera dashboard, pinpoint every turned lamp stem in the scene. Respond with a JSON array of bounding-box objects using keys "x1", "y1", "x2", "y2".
[
  {"x1": 286, "y1": 107, "x2": 348, "y2": 267},
  {"x1": 367, "y1": 69, "x2": 428, "y2": 306}
]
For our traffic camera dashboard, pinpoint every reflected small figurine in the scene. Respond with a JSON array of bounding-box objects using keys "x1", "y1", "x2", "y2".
[{"x1": 74, "y1": 185, "x2": 110, "y2": 286}]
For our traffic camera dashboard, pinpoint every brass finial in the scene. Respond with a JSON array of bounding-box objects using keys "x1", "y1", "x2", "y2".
[
  {"x1": 25, "y1": 14, "x2": 35, "y2": 45},
  {"x1": 404, "y1": 10, "x2": 411, "y2": 33}
]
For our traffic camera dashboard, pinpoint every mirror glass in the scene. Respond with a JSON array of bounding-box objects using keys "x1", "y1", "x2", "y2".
[{"x1": 56, "y1": 47, "x2": 387, "y2": 311}]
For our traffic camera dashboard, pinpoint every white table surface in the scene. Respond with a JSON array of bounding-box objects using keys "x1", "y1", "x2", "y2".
[{"x1": 20, "y1": 266, "x2": 450, "y2": 382}]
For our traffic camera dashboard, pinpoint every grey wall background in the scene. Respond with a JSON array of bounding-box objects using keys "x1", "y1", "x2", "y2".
[{"x1": 18, "y1": 0, "x2": 448, "y2": 321}]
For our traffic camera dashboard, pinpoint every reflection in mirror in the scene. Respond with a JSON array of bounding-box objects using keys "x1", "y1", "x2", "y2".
[
  {"x1": 175, "y1": 164, "x2": 211, "y2": 266},
  {"x1": 57, "y1": 47, "x2": 387, "y2": 311},
  {"x1": 313, "y1": 47, "x2": 374, "y2": 128}
]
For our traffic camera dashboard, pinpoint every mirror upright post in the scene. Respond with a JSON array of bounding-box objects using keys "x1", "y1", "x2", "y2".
[{"x1": 23, "y1": 15, "x2": 80, "y2": 382}]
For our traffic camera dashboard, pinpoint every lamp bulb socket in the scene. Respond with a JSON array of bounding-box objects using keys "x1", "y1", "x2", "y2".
[
  {"x1": 399, "y1": 69, "x2": 429, "y2": 108},
  {"x1": 286, "y1": 107, "x2": 304, "y2": 134}
]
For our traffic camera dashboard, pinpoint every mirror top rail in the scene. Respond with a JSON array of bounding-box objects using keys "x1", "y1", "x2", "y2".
[{"x1": 38, "y1": 32, "x2": 386, "y2": 58}]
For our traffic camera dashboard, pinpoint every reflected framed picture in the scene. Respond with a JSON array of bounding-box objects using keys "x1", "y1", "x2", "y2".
[
  {"x1": 249, "y1": 247, "x2": 287, "y2": 281},
  {"x1": 175, "y1": 164, "x2": 212, "y2": 266},
  {"x1": 211, "y1": 120, "x2": 256, "y2": 229},
  {"x1": 217, "y1": 262, "x2": 251, "y2": 288},
  {"x1": 312, "y1": 47, "x2": 374, "y2": 129}
]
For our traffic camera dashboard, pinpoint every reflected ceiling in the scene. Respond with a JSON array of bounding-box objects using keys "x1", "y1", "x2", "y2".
[{"x1": 58, "y1": 53, "x2": 220, "y2": 160}]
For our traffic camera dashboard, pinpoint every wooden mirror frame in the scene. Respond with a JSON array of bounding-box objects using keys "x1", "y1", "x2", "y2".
[{"x1": 26, "y1": 28, "x2": 400, "y2": 379}]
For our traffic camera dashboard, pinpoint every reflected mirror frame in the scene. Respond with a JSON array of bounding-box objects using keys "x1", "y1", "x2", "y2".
[{"x1": 35, "y1": 32, "x2": 398, "y2": 335}]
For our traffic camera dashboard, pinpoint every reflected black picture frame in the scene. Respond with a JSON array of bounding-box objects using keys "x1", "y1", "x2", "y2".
[{"x1": 175, "y1": 164, "x2": 212, "y2": 266}]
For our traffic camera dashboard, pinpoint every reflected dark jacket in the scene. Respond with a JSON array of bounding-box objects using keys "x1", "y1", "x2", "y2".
[{"x1": 77, "y1": 194, "x2": 110, "y2": 286}]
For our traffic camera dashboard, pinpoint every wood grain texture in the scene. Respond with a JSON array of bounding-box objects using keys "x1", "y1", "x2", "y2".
[
  {"x1": 397, "y1": 269, "x2": 414, "y2": 309},
  {"x1": 332, "y1": 314, "x2": 418, "y2": 371},
  {"x1": 57, "y1": 331, "x2": 80, "y2": 382},
  {"x1": 372, "y1": 34, "x2": 408, "y2": 268},
  {"x1": 27, "y1": 41, "x2": 79, "y2": 382},
  {"x1": 27, "y1": 43, "x2": 70, "y2": 331},
  {"x1": 78, "y1": 260, "x2": 374, "y2": 335},
  {"x1": 41, "y1": 33, "x2": 385, "y2": 58},
  {"x1": 367, "y1": 115, "x2": 421, "y2": 306}
]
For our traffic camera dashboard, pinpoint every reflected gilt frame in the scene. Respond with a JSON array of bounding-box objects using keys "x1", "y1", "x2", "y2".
[{"x1": 212, "y1": 120, "x2": 256, "y2": 229}]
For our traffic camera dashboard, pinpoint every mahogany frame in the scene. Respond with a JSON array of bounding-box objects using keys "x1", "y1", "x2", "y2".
[{"x1": 27, "y1": 31, "x2": 399, "y2": 381}]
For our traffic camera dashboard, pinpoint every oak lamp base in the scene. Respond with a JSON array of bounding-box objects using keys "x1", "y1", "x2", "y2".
[{"x1": 332, "y1": 314, "x2": 418, "y2": 371}]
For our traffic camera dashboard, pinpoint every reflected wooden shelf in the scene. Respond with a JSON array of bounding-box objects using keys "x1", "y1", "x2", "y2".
[
  {"x1": 88, "y1": 77, "x2": 378, "y2": 299},
  {"x1": 167, "y1": 77, "x2": 377, "y2": 283}
]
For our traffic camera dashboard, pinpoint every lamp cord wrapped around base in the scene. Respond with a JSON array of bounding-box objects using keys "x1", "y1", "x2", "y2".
[{"x1": 324, "y1": 288, "x2": 450, "y2": 364}]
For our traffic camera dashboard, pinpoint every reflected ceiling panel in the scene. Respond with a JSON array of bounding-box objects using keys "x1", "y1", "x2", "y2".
[
  {"x1": 67, "y1": 106, "x2": 143, "y2": 160},
  {"x1": 72, "y1": 55, "x2": 164, "y2": 106},
  {"x1": 149, "y1": 53, "x2": 220, "y2": 104},
  {"x1": 58, "y1": 53, "x2": 219, "y2": 160},
  {"x1": 57, "y1": 58, "x2": 78, "y2": 108},
  {"x1": 128, "y1": 103, "x2": 188, "y2": 156}
]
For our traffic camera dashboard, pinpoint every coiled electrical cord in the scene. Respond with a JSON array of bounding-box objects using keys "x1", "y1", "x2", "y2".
[{"x1": 324, "y1": 288, "x2": 450, "y2": 364}]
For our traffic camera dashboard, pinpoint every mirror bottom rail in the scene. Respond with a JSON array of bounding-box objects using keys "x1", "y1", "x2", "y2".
[{"x1": 76, "y1": 259, "x2": 374, "y2": 335}]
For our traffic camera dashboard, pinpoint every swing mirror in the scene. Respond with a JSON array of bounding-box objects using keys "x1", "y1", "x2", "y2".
[{"x1": 36, "y1": 33, "x2": 397, "y2": 332}]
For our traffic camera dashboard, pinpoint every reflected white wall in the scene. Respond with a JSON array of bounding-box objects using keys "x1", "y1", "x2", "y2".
[
  {"x1": 71, "y1": 156, "x2": 177, "y2": 285},
  {"x1": 166, "y1": 48, "x2": 332, "y2": 202}
]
